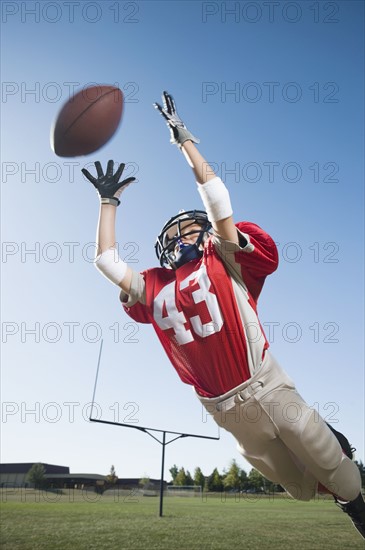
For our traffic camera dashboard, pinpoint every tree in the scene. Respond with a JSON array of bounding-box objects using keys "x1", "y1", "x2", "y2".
[
  {"x1": 194, "y1": 467, "x2": 205, "y2": 490},
  {"x1": 247, "y1": 468, "x2": 278, "y2": 493},
  {"x1": 174, "y1": 467, "x2": 188, "y2": 486},
  {"x1": 26, "y1": 463, "x2": 46, "y2": 489},
  {"x1": 207, "y1": 468, "x2": 223, "y2": 492},
  {"x1": 185, "y1": 470, "x2": 194, "y2": 485},
  {"x1": 239, "y1": 468, "x2": 248, "y2": 490},
  {"x1": 169, "y1": 464, "x2": 179, "y2": 484},
  {"x1": 106, "y1": 465, "x2": 118, "y2": 486},
  {"x1": 223, "y1": 459, "x2": 242, "y2": 491},
  {"x1": 247, "y1": 468, "x2": 265, "y2": 492}
]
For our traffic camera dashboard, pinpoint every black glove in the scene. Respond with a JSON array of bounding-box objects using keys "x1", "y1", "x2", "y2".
[
  {"x1": 153, "y1": 91, "x2": 200, "y2": 148},
  {"x1": 82, "y1": 160, "x2": 135, "y2": 206}
]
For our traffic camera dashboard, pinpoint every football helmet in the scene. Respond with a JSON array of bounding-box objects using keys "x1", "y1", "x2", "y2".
[{"x1": 155, "y1": 210, "x2": 212, "y2": 269}]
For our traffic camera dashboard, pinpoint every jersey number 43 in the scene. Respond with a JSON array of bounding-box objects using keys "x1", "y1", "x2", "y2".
[{"x1": 153, "y1": 265, "x2": 224, "y2": 344}]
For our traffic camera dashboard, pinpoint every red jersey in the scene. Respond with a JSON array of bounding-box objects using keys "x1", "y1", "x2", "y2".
[{"x1": 121, "y1": 222, "x2": 278, "y2": 397}]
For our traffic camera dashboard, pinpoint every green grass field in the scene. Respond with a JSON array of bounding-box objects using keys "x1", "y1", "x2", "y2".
[{"x1": 1, "y1": 489, "x2": 363, "y2": 549}]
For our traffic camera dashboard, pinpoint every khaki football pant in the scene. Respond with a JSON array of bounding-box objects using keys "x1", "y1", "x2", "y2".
[{"x1": 198, "y1": 352, "x2": 361, "y2": 501}]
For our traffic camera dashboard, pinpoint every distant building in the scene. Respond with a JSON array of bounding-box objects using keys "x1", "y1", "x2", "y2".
[
  {"x1": 0, "y1": 463, "x2": 69, "y2": 488},
  {"x1": 0, "y1": 463, "x2": 166, "y2": 491}
]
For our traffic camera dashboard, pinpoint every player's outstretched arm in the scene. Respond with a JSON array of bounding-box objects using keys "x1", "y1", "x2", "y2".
[
  {"x1": 154, "y1": 91, "x2": 238, "y2": 244},
  {"x1": 82, "y1": 160, "x2": 136, "y2": 294},
  {"x1": 182, "y1": 141, "x2": 238, "y2": 244}
]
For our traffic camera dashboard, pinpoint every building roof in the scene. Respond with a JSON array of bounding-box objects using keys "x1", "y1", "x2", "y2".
[
  {"x1": 45, "y1": 473, "x2": 106, "y2": 480},
  {"x1": 0, "y1": 463, "x2": 69, "y2": 474}
]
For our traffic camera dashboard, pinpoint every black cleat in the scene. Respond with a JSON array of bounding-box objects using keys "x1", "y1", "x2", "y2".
[{"x1": 335, "y1": 493, "x2": 365, "y2": 540}]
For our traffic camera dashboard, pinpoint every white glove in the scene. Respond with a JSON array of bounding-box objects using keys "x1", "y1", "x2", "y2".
[{"x1": 153, "y1": 91, "x2": 200, "y2": 148}]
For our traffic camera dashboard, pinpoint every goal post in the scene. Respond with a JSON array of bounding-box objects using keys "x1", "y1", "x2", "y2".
[
  {"x1": 165, "y1": 485, "x2": 202, "y2": 497},
  {"x1": 90, "y1": 341, "x2": 219, "y2": 516}
]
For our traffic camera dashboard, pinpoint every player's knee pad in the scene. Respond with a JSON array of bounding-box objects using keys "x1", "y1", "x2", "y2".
[{"x1": 301, "y1": 411, "x2": 343, "y2": 471}]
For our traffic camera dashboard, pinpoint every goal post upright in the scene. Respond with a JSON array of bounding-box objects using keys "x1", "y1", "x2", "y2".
[{"x1": 159, "y1": 431, "x2": 165, "y2": 518}]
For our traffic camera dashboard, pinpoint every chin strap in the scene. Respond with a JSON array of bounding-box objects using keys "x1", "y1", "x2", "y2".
[
  {"x1": 172, "y1": 230, "x2": 207, "y2": 269},
  {"x1": 173, "y1": 244, "x2": 202, "y2": 269}
]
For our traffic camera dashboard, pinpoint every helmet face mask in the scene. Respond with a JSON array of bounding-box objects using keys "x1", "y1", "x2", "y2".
[{"x1": 155, "y1": 210, "x2": 212, "y2": 269}]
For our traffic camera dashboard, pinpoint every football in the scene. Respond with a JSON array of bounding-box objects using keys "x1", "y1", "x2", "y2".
[{"x1": 51, "y1": 85, "x2": 124, "y2": 157}]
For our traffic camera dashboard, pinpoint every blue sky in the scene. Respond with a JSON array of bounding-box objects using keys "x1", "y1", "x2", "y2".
[{"x1": 1, "y1": 1, "x2": 364, "y2": 482}]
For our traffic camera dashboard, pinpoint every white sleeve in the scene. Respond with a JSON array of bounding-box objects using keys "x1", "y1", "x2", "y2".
[
  {"x1": 94, "y1": 248, "x2": 128, "y2": 286},
  {"x1": 197, "y1": 177, "x2": 233, "y2": 222}
]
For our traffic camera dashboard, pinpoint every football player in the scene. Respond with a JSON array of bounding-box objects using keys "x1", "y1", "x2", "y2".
[{"x1": 83, "y1": 92, "x2": 365, "y2": 540}]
